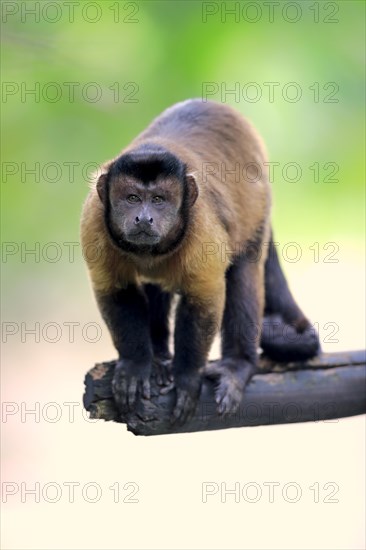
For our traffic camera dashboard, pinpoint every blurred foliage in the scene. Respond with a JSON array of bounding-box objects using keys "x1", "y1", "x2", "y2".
[{"x1": 1, "y1": 0, "x2": 365, "y2": 255}]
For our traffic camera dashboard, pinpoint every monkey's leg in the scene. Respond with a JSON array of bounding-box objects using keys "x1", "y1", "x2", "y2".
[
  {"x1": 96, "y1": 286, "x2": 153, "y2": 412},
  {"x1": 144, "y1": 284, "x2": 173, "y2": 386},
  {"x1": 261, "y1": 235, "x2": 320, "y2": 361},
  {"x1": 204, "y1": 257, "x2": 262, "y2": 414}
]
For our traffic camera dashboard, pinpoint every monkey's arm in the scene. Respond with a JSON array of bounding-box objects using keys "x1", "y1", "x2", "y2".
[
  {"x1": 96, "y1": 287, "x2": 153, "y2": 411},
  {"x1": 170, "y1": 280, "x2": 226, "y2": 424}
]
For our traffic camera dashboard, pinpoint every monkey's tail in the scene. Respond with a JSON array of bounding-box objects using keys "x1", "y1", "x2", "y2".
[{"x1": 260, "y1": 234, "x2": 321, "y2": 361}]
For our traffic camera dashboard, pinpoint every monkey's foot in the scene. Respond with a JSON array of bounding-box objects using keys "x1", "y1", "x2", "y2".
[
  {"x1": 203, "y1": 359, "x2": 255, "y2": 414},
  {"x1": 153, "y1": 352, "x2": 173, "y2": 387},
  {"x1": 112, "y1": 359, "x2": 151, "y2": 412},
  {"x1": 261, "y1": 314, "x2": 321, "y2": 362}
]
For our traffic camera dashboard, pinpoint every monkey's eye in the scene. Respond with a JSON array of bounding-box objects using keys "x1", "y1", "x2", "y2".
[
  {"x1": 127, "y1": 194, "x2": 141, "y2": 203},
  {"x1": 152, "y1": 196, "x2": 165, "y2": 204}
]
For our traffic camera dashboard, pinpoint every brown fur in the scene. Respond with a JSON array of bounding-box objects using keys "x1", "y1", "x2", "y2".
[
  {"x1": 80, "y1": 99, "x2": 274, "y2": 419},
  {"x1": 81, "y1": 100, "x2": 270, "y2": 318}
]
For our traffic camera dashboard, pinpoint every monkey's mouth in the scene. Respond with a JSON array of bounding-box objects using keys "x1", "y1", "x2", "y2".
[{"x1": 126, "y1": 230, "x2": 161, "y2": 245}]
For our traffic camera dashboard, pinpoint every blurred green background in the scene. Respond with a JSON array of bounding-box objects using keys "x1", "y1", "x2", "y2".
[{"x1": 2, "y1": 0, "x2": 365, "y2": 245}]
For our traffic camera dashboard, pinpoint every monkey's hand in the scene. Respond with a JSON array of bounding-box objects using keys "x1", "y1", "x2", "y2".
[
  {"x1": 203, "y1": 359, "x2": 254, "y2": 415},
  {"x1": 153, "y1": 352, "x2": 174, "y2": 387},
  {"x1": 161, "y1": 372, "x2": 201, "y2": 424},
  {"x1": 173, "y1": 374, "x2": 201, "y2": 424},
  {"x1": 112, "y1": 358, "x2": 151, "y2": 413}
]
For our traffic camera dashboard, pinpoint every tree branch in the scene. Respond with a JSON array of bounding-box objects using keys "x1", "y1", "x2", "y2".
[{"x1": 83, "y1": 350, "x2": 366, "y2": 436}]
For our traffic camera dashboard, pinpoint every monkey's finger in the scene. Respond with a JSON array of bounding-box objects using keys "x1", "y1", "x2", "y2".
[
  {"x1": 217, "y1": 395, "x2": 230, "y2": 415},
  {"x1": 127, "y1": 378, "x2": 138, "y2": 408},
  {"x1": 217, "y1": 402, "x2": 226, "y2": 415},
  {"x1": 162, "y1": 364, "x2": 174, "y2": 386},
  {"x1": 156, "y1": 368, "x2": 163, "y2": 386},
  {"x1": 216, "y1": 390, "x2": 240, "y2": 416},
  {"x1": 141, "y1": 378, "x2": 151, "y2": 400},
  {"x1": 112, "y1": 376, "x2": 128, "y2": 410},
  {"x1": 215, "y1": 380, "x2": 229, "y2": 412},
  {"x1": 215, "y1": 391, "x2": 226, "y2": 414},
  {"x1": 160, "y1": 358, "x2": 174, "y2": 385},
  {"x1": 171, "y1": 393, "x2": 187, "y2": 424},
  {"x1": 217, "y1": 395, "x2": 235, "y2": 415},
  {"x1": 153, "y1": 357, "x2": 172, "y2": 386},
  {"x1": 173, "y1": 394, "x2": 196, "y2": 425},
  {"x1": 160, "y1": 381, "x2": 175, "y2": 394}
]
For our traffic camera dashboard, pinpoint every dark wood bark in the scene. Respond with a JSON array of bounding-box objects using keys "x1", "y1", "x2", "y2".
[{"x1": 83, "y1": 350, "x2": 366, "y2": 436}]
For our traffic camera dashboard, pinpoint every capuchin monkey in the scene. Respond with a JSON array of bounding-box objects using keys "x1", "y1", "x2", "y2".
[{"x1": 80, "y1": 99, "x2": 320, "y2": 423}]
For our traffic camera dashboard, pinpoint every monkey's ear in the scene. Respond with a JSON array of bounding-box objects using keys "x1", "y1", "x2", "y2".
[
  {"x1": 96, "y1": 173, "x2": 108, "y2": 204},
  {"x1": 186, "y1": 174, "x2": 199, "y2": 207}
]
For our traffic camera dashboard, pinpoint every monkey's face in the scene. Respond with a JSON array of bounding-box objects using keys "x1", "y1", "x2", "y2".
[
  {"x1": 96, "y1": 147, "x2": 199, "y2": 253},
  {"x1": 107, "y1": 176, "x2": 184, "y2": 247}
]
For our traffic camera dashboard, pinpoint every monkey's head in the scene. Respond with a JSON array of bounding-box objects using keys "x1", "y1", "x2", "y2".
[{"x1": 97, "y1": 144, "x2": 198, "y2": 255}]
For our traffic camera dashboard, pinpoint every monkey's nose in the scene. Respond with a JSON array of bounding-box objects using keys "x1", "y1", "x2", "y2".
[{"x1": 135, "y1": 216, "x2": 154, "y2": 227}]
